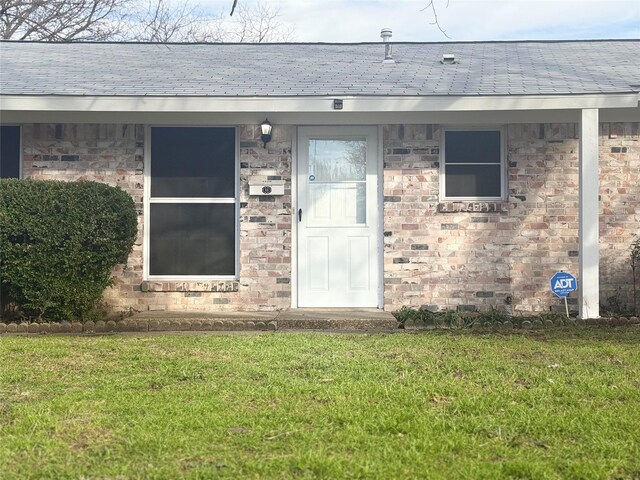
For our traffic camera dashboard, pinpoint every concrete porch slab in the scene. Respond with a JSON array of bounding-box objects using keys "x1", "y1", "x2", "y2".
[
  {"x1": 0, "y1": 309, "x2": 399, "y2": 335},
  {"x1": 133, "y1": 311, "x2": 277, "y2": 321},
  {"x1": 129, "y1": 308, "x2": 398, "y2": 332},
  {"x1": 127, "y1": 311, "x2": 278, "y2": 332},
  {"x1": 275, "y1": 308, "x2": 397, "y2": 331}
]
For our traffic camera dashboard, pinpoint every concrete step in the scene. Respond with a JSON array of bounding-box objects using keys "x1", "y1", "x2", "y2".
[{"x1": 276, "y1": 308, "x2": 397, "y2": 330}]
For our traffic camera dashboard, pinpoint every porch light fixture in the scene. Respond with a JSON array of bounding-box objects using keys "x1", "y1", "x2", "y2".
[{"x1": 260, "y1": 118, "x2": 273, "y2": 147}]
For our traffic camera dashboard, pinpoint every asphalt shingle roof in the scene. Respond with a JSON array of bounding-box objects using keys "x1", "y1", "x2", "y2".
[{"x1": 1, "y1": 40, "x2": 639, "y2": 97}]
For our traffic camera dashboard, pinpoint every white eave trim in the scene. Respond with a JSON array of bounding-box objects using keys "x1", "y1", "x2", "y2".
[{"x1": 0, "y1": 93, "x2": 638, "y2": 113}]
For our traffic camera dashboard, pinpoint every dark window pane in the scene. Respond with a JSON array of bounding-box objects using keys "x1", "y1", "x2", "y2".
[
  {"x1": 445, "y1": 130, "x2": 501, "y2": 164},
  {"x1": 151, "y1": 127, "x2": 235, "y2": 198},
  {"x1": 445, "y1": 165, "x2": 502, "y2": 197},
  {"x1": 150, "y1": 203, "x2": 236, "y2": 276},
  {"x1": 0, "y1": 126, "x2": 20, "y2": 178}
]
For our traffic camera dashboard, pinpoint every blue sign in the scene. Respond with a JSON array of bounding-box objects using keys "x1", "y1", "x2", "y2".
[{"x1": 550, "y1": 272, "x2": 577, "y2": 298}]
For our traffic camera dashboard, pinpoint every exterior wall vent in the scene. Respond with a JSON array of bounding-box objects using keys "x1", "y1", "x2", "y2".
[
  {"x1": 441, "y1": 54, "x2": 457, "y2": 64},
  {"x1": 380, "y1": 28, "x2": 395, "y2": 64}
]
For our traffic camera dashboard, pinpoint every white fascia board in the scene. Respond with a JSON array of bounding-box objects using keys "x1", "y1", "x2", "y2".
[{"x1": 0, "y1": 93, "x2": 638, "y2": 113}]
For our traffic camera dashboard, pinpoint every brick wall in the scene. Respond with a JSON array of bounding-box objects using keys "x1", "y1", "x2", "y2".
[
  {"x1": 22, "y1": 123, "x2": 146, "y2": 314},
  {"x1": 19, "y1": 121, "x2": 638, "y2": 314},
  {"x1": 238, "y1": 124, "x2": 293, "y2": 310},
  {"x1": 22, "y1": 123, "x2": 292, "y2": 313},
  {"x1": 383, "y1": 122, "x2": 639, "y2": 314},
  {"x1": 599, "y1": 122, "x2": 640, "y2": 310}
]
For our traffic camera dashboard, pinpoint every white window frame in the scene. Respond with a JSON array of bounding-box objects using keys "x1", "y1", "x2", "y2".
[
  {"x1": 0, "y1": 124, "x2": 23, "y2": 179},
  {"x1": 439, "y1": 126, "x2": 507, "y2": 201},
  {"x1": 143, "y1": 125, "x2": 240, "y2": 281}
]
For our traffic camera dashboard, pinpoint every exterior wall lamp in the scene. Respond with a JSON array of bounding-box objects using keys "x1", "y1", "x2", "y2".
[{"x1": 260, "y1": 118, "x2": 273, "y2": 148}]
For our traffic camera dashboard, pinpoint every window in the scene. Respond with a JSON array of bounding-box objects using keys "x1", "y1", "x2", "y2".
[
  {"x1": 146, "y1": 127, "x2": 237, "y2": 278},
  {"x1": 0, "y1": 125, "x2": 21, "y2": 178},
  {"x1": 441, "y1": 128, "x2": 504, "y2": 199}
]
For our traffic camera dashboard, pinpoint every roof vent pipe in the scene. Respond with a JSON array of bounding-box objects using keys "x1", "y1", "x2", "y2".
[{"x1": 380, "y1": 28, "x2": 395, "y2": 64}]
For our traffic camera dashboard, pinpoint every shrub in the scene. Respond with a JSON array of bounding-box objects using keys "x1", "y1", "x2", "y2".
[
  {"x1": 393, "y1": 306, "x2": 479, "y2": 329},
  {"x1": 0, "y1": 179, "x2": 137, "y2": 321},
  {"x1": 603, "y1": 289, "x2": 629, "y2": 316},
  {"x1": 393, "y1": 306, "x2": 569, "y2": 329}
]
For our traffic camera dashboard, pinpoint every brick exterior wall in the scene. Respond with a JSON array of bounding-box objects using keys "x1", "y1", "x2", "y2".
[
  {"x1": 238, "y1": 125, "x2": 293, "y2": 310},
  {"x1": 599, "y1": 122, "x2": 640, "y2": 310},
  {"x1": 21, "y1": 123, "x2": 292, "y2": 313},
  {"x1": 22, "y1": 123, "x2": 146, "y2": 314},
  {"x1": 18, "y1": 121, "x2": 638, "y2": 314},
  {"x1": 383, "y1": 122, "x2": 639, "y2": 313}
]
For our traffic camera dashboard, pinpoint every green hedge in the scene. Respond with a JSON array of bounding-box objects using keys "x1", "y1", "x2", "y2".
[{"x1": 0, "y1": 179, "x2": 137, "y2": 321}]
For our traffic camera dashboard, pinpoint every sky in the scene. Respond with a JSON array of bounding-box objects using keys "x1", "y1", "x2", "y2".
[{"x1": 207, "y1": 0, "x2": 640, "y2": 42}]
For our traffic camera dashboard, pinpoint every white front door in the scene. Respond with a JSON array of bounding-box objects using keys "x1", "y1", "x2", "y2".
[{"x1": 297, "y1": 126, "x2": 380, "y2": 308}]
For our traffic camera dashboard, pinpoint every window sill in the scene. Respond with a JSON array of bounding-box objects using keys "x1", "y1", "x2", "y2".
[
  {"x1": 437, "y1": 201, "x2": 509, "y2": 213},
  {"x1": 141, "y1": 281, "x2": 239, "y2": 293}
]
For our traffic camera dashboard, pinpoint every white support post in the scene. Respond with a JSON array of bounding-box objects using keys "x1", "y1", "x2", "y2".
[{"x1": 578, "y1": 108, "x2": 600, "y2": 319}]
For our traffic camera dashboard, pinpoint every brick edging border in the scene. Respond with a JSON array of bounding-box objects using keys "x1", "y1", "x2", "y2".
[
  {"x1": 0, "y1": 318, "x2": 278, "y2": 335},
  {"x1": 0, "y1": 316, "x2": 639, "y2": 335},
  {"x1": 402, "y1": 316, "x2": 640, "y2": 330}
]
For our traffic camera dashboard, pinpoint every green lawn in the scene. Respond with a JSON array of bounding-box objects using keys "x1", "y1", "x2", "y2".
[{"x1": 1, "y1": 329, "x2": 639, "y2": 479}]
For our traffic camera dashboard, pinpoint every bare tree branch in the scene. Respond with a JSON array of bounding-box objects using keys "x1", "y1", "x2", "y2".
[
  {"x1": 420, "y1": 0, "x2": 451, "y2": 38},
  {"x1": 1, "y1": 0, "x2": 126, "y2": 41},
  {"x1": 227, "y1": 3, "x2": 293, "y2": 43},
  {"x1": 0, "y1": 0, "x2": 293, "y2": 43},
  {"x1": 127, "y1": 0, "x2": 222, "y2": 43}
]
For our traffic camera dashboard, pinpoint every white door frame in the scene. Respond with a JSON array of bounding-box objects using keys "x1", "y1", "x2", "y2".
[{"x1": 292, "y1": 125, "x2": 383, "y2": 308}]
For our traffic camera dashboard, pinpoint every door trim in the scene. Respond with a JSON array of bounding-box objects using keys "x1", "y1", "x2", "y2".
[
  {"x1": 293, "y1": 125, "x2": 383, "y2": 308},
  {"x1": 291, "y1": 130, "x2": 299, "y2": 307}
]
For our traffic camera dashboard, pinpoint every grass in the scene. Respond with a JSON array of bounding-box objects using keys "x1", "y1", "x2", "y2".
[{"x1": 1, "y1": 329, "x2": 639, "y2": 479}]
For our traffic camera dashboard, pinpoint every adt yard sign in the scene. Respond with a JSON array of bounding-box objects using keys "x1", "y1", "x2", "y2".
[{"x1": 550, "y1": 272, "x2": 577, "y2": 298}]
